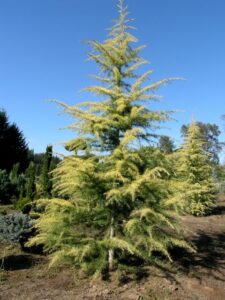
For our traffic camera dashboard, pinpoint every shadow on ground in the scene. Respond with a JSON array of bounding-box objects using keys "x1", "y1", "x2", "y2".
[
  {"x1": 172, "y1": 230, "x2": 225, "y2": 282},
  {"x1": 1, "y1": 254, "x2": 41, "y2": 271},
  {"x1": 209, "y1": 205, "x2": 225, "y2": 216}
]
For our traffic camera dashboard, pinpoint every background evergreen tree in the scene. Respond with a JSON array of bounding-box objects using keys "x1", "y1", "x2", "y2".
[
  {"x1": 25, "y1": 162, "x2": 36, "y2": 201},
  {"x1": 0, "y1": 109, "x2": 29, "y2": 173},
  {"x1": 17, "y1": 174, "x2": 27, "y2": 200},
  {"x1": 29, "y1": 150, "x2": 61, "y2": 178},
  {"x1": 8, "y1": 163, "x2": 21, "y2": 203},
  {"x1": 28, "y1": 0, "x2": 192, "y2": 276},
  {"x1": 158, "y1": 135, "x2": 175, "y2": 154},
  {"x1": 40, "y1": 145, "x2": 53, "y2": 198},
  {"x1": 0, "y1": 170, "x2": 12, "y2": 204},
  {"x1": 175, "y1": 122, "x2": 216, "y2": 215},
  {"x1": 9, "y1": 163, "x2": 20, "y2": 182},
  {"x1": 0, "y1": 163, "x2": 26, "y2": 205},
  {"x1": 181, "y1": 122, "x2": 222, "y2": 164}
]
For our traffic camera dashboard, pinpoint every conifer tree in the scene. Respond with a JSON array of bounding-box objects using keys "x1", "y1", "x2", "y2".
[
  {"x1": 40, "y1": 145, "x2": 53, "y2": 198},
  {"x1": 181, "y1": 122, "x2": 221, "y2": 164},
  {"x1": 0, "y1": 169, "x2": 11, "y2": 204},
  {"x1": 175, "y1": 122, "x2": 215, "y2": 215},
  {"x1": 9, "y1": 163, "x2": 20, "y2": 182},
  {"x1": 158, "y1": 136, "x2": 175, "y2": 154},
  {"x1": 25, "y1": 162, "x2": 36, "y2": 201},
  {"x1": 0, "y1": 109, "x2": 29, "y2": 172},
  {"x1": 28, "y1": 0, "x2": 192, "y2": 276}
]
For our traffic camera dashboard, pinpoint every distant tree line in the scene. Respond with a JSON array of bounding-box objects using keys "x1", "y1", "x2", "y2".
[
  {"x1": 1, "y1": 107, "x2": 224, "y2": 207},
  {"x1": 0, "y1": 109, "x2": 61, "y2": 205}
]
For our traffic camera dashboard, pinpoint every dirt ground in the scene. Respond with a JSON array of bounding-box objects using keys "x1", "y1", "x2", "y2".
[{"x1": 1, "y1": 198, "x2": 225, "y2": 300}]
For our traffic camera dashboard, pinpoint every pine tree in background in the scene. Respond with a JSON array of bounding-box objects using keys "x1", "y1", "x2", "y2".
[
  {"x1": 175, "y1": 122, "x2": 216, "y2": 215},
  {"x1": 25, "y1": 162, "x2": 36, "y2": 201},
  {"x1": 40, "y1": 145, "x2": 53, "y2": 198},
  {"x1": 9, "y1": 163, "x2": 21, "y2": 203},
  {"x1": 17, "y1": 174, "x2": 26, "y2": 200},
  {"x1": 28, "y1": 0, "x2": 192, "y2": 277},
  {"x1": 0, "y1": 170, "x2": 11, "y2": 204},
  {"x1": 181, "y1": 122, "x2": 222, "y2": 164},
  {"x1": 9, "y1": 163, "x2": 20, "y2": 182},
  {"x1": 0, "y1": 110, "x2": 29, "y2": 173},
  {"x1": 158, "y1": 135, "x2": 175, "y2": 154}
]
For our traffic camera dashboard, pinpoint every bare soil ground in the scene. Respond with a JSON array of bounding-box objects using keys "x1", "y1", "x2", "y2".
[{"x1": 1, "y1": 197, "x2": 225, "y2": 300}]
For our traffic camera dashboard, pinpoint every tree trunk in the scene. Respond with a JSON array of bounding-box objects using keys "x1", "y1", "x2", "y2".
[{"x1": 108, "y1": 216, "x2": 114, "y2": 271}]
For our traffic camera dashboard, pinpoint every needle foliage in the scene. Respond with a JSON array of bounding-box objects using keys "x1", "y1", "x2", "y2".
[
  {"x1": 171, "y1": 122, "x2": 216, "y2": 216},
  {"x1": 28, "y1": 0, "x2": 192, "y2": 277}
]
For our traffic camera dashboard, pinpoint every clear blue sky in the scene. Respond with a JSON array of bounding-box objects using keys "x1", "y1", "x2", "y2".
[{"x1": 0, "y1": 0, "x2": 225, "y2": 154}]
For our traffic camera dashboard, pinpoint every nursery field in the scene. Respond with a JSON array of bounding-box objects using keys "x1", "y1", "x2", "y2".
[{"x1": 1, "y1": 196, "x2": 225, "y2": 300}]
